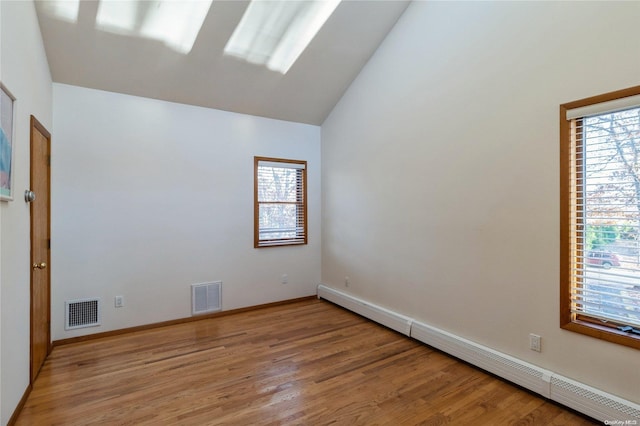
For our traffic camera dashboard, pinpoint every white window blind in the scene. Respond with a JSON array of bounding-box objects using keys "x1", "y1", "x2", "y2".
[
  {"x1": 566, "y1": 94, "x2": 640, "y2": 120},
  {"x1": 255, "y1": 157, "x2": 307, "y2": 248},
  {"x1": 567, "y1": 102, "x2": 640, "y2": 330}
]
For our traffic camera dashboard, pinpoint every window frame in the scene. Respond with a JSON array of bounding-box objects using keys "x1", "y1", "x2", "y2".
[
  {"x1": 254, "y1": 156, "x2": 308, "y2": 248},
  {"x1": 560, "y1": 85, "x2": 640, "y2": 350}
]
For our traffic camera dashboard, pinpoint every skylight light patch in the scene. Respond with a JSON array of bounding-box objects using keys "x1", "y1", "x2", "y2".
[
  {"x1": 40, "y1": 0, "x2": 80, "y2": 23},
  {"x1": 224, "y1": 0, "x2": 341, "y2": 74},
  {"x1": 96, "y1": 0, "x2": 212, "y2": 54}
]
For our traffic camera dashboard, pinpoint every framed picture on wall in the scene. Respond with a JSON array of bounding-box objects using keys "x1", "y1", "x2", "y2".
[{"x1": 1, "y1": 83, "x2": 16, "y2": 201}]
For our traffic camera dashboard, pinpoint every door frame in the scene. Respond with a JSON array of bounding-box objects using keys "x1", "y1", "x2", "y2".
[{"x1": 30, "y1": 115, "x2": 51, "y2": 383}]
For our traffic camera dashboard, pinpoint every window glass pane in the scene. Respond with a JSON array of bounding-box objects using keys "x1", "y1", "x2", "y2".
[
  {"x1": 580, "y1": 107, "x2": 640, "y2": 327},
  {"x1": 254, "y1": 157, "x2": 307, "y2": 248},
  {"x1": 257, "y1": 166, "x2": 299, "y2": 202},
  {"x1": 259, "y1": 203, "x2": 300, "y2": 240}
]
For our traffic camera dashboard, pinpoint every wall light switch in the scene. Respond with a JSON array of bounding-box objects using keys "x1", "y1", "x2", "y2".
[
  {"x1": 115, "y1": 295, "x2": 124, "y2": 308},
  {"x1": 529, "y1": 333, "x2": 541, "y2": 352}
]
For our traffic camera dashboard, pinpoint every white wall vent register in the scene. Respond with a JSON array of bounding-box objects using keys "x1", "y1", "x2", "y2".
[
  {"x1": 192, "y1": 281, "x2": 222, "y2": 315},
  {"x1": 65, "y1": 298, "x2": 101, "y2": 330}
]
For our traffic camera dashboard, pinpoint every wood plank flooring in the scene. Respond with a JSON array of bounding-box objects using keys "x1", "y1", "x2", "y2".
[{"x1": 16, "y1": 299, "x2": 598, "y2": 425}]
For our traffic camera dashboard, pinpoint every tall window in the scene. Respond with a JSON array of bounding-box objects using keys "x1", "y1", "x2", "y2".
[
  {"x1": 254, "y1": 157, "x2": 307, "y2": 248},
  {"x1": 560, "y1": 86, "x2": 640, "y2": 349}
]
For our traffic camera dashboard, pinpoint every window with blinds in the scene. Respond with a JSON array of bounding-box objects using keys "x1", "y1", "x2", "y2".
[
  {"x1": 254, "y1": 157, "x2": 307, "y2": 248},
  {"x1": 561, "y1": 86, "x2": 640, "y2": 349}
]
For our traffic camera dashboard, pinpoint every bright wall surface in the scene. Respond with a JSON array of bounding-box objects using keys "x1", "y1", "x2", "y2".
[
  {"x1": 0, "y1": 1, "x2": 53, "y2": 423},
  {"x1": 52, "y1": 84, "x2": 321, "y2": 340},
  {"x1": 321, "y1": 1, "x2": 640, "y2": 404}
]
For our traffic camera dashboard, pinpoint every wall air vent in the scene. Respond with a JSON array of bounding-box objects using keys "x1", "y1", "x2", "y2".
[
  {"x1": 192, "y1": 281, "x2": 222, "y2": 315},
  {"x1": 65, "y1": 298, "x2": 101, "y2": 330}
]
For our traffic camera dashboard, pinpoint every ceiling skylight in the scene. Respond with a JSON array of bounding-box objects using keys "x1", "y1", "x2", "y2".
[
  {"x1": 224, "y1": 0, "x2": 341, "y2": 74},
  {"x1": 96, "y1": 0, "x2": 212, "y2": 54}
]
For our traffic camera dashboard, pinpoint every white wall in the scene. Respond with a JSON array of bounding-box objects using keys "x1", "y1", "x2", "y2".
[
  {"x1": 0, "y1": 1, "x2": 52, "y2": 424},
  {"x1": 321, "y1": 1, "x2": 640, "y2": 404},
  {"x1": 0, "y1": 2, "x2": 3, "y2": 418},
  {"x1": 52, "y1": 84, "x2": 321, "y2": 340}
]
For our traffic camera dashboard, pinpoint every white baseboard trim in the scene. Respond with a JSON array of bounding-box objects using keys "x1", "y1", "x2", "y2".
[
  {"x1": 316, "y1": 284, "x2": 412, "y2": 336},
  {"x1": 317, "y1": 284, "x2": 640, "y2": 422}
]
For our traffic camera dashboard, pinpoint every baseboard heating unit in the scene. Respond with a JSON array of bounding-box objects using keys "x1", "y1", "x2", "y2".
[
  {"x1": 317, "y1": 284, "x2": 640, "y2": 423},
  {"x1": 317, "y1": 284, "x2": 412, "y2": 336}
]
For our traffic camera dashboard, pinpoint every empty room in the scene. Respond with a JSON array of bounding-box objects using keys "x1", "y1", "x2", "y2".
[{"x1": 1, "y1": 0, "x2": 639, "y2": 424}]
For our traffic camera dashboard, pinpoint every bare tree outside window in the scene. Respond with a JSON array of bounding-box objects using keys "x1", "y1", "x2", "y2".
[{"x1": 584, "y1": 108, "x2": 640, "y2": 263}]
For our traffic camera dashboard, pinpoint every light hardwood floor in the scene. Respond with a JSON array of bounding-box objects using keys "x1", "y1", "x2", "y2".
[{"x1": 16, "y1": 299, "x2": 597, "y2": 425}]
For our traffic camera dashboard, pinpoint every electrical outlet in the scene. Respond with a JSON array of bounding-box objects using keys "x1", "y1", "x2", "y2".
[
  {"x1": 529, "y1": 333, "x2": 541, "y2": 352},
  {"x1": 114, "y1": 295, "x2": 124, "y2": 308},
  {"x1": 282, "y1": 274, "x2": 288, "y2": 284},
  {"x1": 345, "y1": 276, "x2": 350, "y2": 287}
]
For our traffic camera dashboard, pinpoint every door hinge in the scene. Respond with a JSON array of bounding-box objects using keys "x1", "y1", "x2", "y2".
[{"x1": 47, "y1": 239, "x2": 51, "y2": 249}]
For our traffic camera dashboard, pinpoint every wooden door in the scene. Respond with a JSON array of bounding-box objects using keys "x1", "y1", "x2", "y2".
[{"x1": 30, "y1": 115, "x2": 51, "y2": 382}]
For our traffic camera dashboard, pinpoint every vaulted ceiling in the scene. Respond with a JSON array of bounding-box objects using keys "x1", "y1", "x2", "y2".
[{"x1": 35, "y1": 1, "x2": 410, "y2": 125}]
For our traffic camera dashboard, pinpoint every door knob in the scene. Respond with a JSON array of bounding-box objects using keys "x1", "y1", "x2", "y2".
[
  {"x1": 32, "y1": 262, "x2": 47, "y2": 270},
  {"x1": 25, "y1": 190, "x2": 36, "y2": 202}
]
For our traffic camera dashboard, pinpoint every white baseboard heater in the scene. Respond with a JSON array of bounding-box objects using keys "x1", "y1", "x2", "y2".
[{"x1": 317, "y1": 284, "x2": 640, "y2": 423}]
